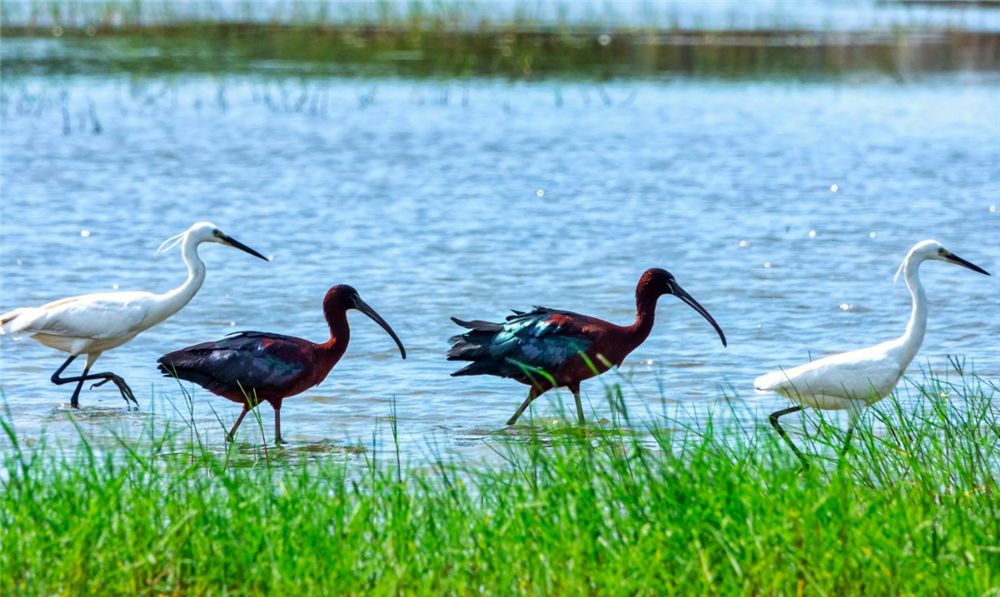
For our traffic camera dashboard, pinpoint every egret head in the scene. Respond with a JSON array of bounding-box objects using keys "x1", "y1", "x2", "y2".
[
  {"x1": 899, "y1": 240, "x2": 990, "y2": 278},
  {"x1": 156, "y1": 222, "x2": 269, "y2": 261},
  {"x1": 638, "y1": 268, "x2": 727, "y2": 347},
  {"x1": 323, "y1": 285, "x2": 407, "y2": 359}
]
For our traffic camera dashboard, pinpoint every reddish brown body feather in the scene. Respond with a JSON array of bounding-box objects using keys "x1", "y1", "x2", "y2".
[
  {"x1": 449, "y1": 268, "x2": 725, "y2": 425},
  {"x1": 537, "y1": 310, "x2": 653, "y2": 389},
  {"x1": 208, "y1": 321, "x2": 348, "y2": 410},
  {"x1": 157, "y1": 287, "x2": 361, "y2": 442},
  {"x1": 159, "y1": 284, "x2": 405, "y2": 442}
]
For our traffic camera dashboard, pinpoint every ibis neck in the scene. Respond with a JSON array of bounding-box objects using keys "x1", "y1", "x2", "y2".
[
  {"x1": 159, "y1": 234, "x2": 207, "y2": 318},
  {"x1": 624, "y1": 291, "x2": 658, "y2": 353},
  {"x1": 896, "y1": 255, "x2": 927, "y2": 368},
  {"x1": 318, "y1": 308, "x2": 350, "y2": 365}
]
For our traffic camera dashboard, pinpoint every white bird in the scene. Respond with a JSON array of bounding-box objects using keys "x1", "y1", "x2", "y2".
[
  {"x1": 0, "y1": 222, "x2": 269, "y2": 409},
  {"x1": 754, "y1": 240, "x2": 990, "y2": 467}
]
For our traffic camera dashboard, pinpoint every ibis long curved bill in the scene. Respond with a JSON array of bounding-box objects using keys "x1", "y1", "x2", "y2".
[
  {"x1": 219, "y1": 233, "x2": 269, "y2": 261},
  {"x1": 674, "y1": 285, "x2": 728, "y2": 347},
  {"x1": 353, "y1": 296, "x2": 407, "y2": 359}
]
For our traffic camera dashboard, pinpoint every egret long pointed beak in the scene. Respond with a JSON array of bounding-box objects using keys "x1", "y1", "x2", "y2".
[
  {"x1": 673, "y1": 285, "x2": 728, "y2": 347},
  {"x1": 945, "y1": 252, "x2": 990, "y2": 276},
  {"x1": 220, "y1": 234, "x2": 270, "y2": 261},
  {"x1": 352, "y1": 296, "x2": 407, "y2": 359}
]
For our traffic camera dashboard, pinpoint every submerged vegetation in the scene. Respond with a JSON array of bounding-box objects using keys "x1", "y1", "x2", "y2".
[
  {"x1": 3, "y1": 0, "x2": 1000, "y2": 78},
  {"x1": 2, "y1": 371, "x2": 998, "y2": 594}
]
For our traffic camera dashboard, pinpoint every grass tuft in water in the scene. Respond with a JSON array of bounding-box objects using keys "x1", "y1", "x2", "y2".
[{"x1": 1, "y1": 370, "x2": 998, "y2": 593}]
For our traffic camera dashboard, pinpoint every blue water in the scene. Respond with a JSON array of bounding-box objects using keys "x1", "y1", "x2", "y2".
[{"x1": 1, "y1": 75, "x2": 998, "y2": 461}]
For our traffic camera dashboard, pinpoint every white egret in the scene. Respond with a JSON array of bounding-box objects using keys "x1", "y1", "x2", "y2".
[
  {"x1": 0, "y1": 222, "x2": 269, "y2": 408},
  {"x1": 754, "y1": 240, "x2": 990, "y2": 467}
]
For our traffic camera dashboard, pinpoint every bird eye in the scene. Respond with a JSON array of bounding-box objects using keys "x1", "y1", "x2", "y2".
[
  {"x1": 937, "y1": 248, "x2": 945, "y2": 255},
  {"x1": 212, "y1": 229, "x2": 223, "y2": 237}
]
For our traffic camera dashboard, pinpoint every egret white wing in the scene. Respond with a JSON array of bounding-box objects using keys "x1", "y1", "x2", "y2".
[
  {"x1": 5, "y1": 292, "x2": 157, "y2": 339},
  {"x1": 755, "y1": 343, "x2": 904, "y2": 402}
]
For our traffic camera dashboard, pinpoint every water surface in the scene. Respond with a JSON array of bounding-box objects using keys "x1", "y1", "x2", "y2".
[{"x1": 1, "y1": 75, "x2": 998, "y2": 462}]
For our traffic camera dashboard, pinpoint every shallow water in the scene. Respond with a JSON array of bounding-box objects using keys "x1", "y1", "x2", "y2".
[{"x1": 1, "y1": 75, "x2": 998, "y2": 462}]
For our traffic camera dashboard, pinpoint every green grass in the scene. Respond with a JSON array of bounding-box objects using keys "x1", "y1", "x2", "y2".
[{"x1": 1, "y1": 370, "x2": 999, "y2": 594}]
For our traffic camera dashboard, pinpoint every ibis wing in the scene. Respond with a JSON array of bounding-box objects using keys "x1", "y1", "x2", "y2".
[
  {"x1": 158, "y1": 332, "x2": 313, "y2": 396},
  {"x1": 449, "y1": 307, "x2": 594, "y2": 380}
]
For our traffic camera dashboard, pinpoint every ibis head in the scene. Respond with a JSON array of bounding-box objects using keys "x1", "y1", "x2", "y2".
[
  {"x1": 323, "y1": 285, "x2": 406, "y2": 359},
  {"x1": 639, "y1": 268, "x2": 727, "y2": 347}
]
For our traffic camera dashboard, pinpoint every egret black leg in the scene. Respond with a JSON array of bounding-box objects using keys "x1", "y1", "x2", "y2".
[
  {"x1": 50, "y1": 355, "x2": 78, "y2": 382},
  {"x1": 89, "y1": 374, "x2": 138, "y2": 408},
  {"x1": 569, "y1": 383, "x2": 585, "y2": 426},
  {"x1": 227, "y1": 406, "x2": 250, "y2": 441},
  {"x1": 840, "y1": 406, "x2": 864, "y2": 460},
  {"x1": 69, "y1": 363, "x2": 93, "y2": 408},
  {"x1": 51, "y1": 355, "x2": 135, "y2": 409},
  {"x1": 769, "y1": 405, "x2": 809, "y2": 470},
  {"x1": 50, "y1": 355, "x2": 83, "y2": 407},
  {"x1": 839, "y1": 423, "x2": 856, "y2": 459},
  {"x1": 507, "y1": 387, "x2": 543, "y2": 426}
]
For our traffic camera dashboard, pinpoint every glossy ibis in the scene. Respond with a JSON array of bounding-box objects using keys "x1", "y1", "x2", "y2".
[
  {"x1": 0, "y1": 222, "x2": 268, "y2": 409},
  {"x1": 448, "y1": 268, "x2": 727, "y2": 426},
  {"x1": 755, "y1": 240, "x2": 990, "y2": 468},
  {"x1": 157, "y1": 285, "x2": 406, "y2": 443}
]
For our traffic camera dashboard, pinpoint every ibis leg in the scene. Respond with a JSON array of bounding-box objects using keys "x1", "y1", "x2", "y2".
[
  {"x1": 227, "y1": 406, "x2": 250, "y2": 442},
  {"x1": 769, "y1": 405, "x2": 809, "y2": 470},
  {"x1": 51, "y1": 355, "x2": 135, "y2": 409},
  {"x1": 273, "y1": 405, "x2": 285, "y2": 444},
  {"x1": 507, "y1": 387, "x2": 543, "y2": 426},
  {"x1": 569, "y1": 383, "x2": 585, "y2": 425}
]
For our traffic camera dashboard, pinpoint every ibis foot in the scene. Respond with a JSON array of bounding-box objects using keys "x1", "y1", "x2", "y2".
[
  {"x1": 507, "y1": 387, "x2": 543, "y2": 427},
  {"x1": 273, "y1": 408, "x2": 285, "y2": 445},
  {"x1": 570, "y1": 385, "x2": 585, "y2": 426},
  {"x1": 227, "y1": 407, "x2": 250, "y2": 443}
]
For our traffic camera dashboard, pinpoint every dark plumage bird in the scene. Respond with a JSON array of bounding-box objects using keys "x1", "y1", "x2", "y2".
[
  {"x1": 158, "y1": 285, "x2": 406, "y2": 443},
  {"x1": 448, "y1": 268, "x2": 727, "y2": 426}
]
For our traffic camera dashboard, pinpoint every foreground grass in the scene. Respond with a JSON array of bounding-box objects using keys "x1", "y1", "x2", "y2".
[{"x1": 1, "y1": 372, "x2": 999, "y2": 594}]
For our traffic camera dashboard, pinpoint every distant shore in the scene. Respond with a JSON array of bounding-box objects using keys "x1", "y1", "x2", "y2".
[{"x1": 4, "y1": 22, "x2": 1000, "y2": 78}]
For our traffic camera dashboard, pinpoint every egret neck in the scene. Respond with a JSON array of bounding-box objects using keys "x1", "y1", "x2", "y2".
[
  {"x1": 157, "y1": 231, "x2": 208, "y2": 323},
  {"x1": 893, "y1": 251, "x2": 928, "y2": 370}
]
